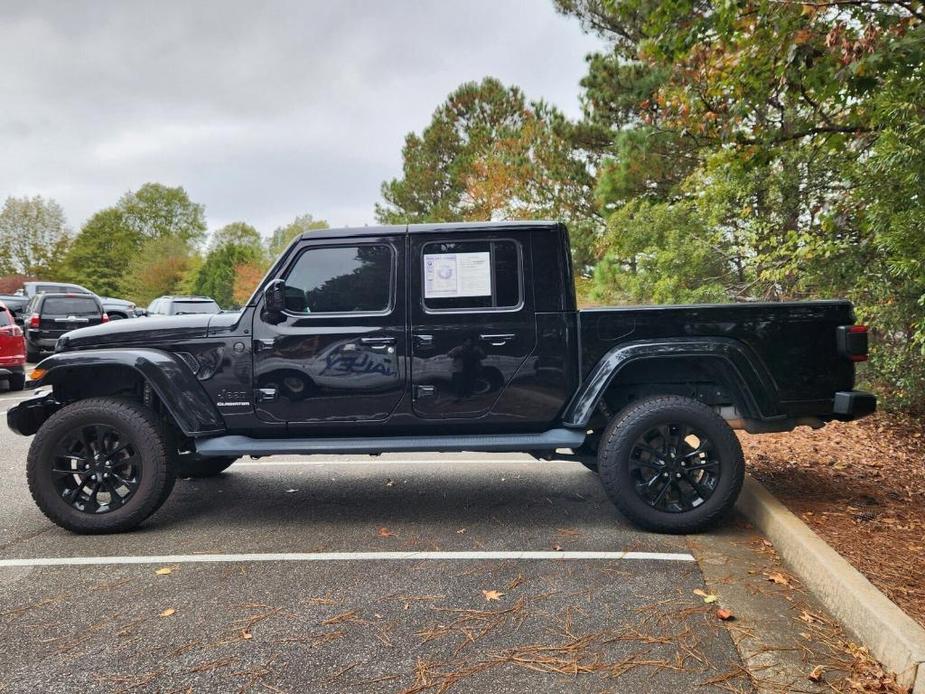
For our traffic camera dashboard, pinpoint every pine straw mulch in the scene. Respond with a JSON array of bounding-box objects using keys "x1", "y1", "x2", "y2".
[{"x1": 739, "y1": 411, "x2": 925, "y2": 628}]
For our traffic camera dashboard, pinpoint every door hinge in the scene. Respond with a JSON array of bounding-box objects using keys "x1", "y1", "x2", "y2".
[{"x1": 414, "y1": 385, "x2": 437, "y2": 399}]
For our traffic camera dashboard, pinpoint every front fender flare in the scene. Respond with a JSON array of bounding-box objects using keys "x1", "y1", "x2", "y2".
[
  {"x1": 563, "y1": 338, "x2": 781, "y2": 428},
  {"x1": 32, "y1": 349, "x2": 226, "y2": 436}
]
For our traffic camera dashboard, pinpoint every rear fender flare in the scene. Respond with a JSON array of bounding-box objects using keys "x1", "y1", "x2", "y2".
[
  {"x1": 563, "y1": 338, "x2": 781, "y2": 428},
  {"x1": 33, "y1": 349, "x2": 225, "y2": 436}
]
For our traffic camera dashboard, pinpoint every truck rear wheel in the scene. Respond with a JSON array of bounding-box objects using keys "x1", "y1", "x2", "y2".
[
  {"x1": 597, "y1": 395, "x2": 744, "y2": 534},
  {"x1": 27, "y1": 397, "x2": 175, "y2": 534}
]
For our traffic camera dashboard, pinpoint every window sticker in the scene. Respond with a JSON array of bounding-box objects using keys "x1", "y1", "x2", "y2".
[{"x1": 423, "y1": 252, "x2": 491, "y2": 298}]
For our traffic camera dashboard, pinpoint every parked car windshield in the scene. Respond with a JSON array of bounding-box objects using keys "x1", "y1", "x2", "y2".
[
  {"x1": 42, "y1": 297, "x2": 100, "y2": 316},
  {"x1": 172, "y1": 300, "x2": 220, "y2": 315}
]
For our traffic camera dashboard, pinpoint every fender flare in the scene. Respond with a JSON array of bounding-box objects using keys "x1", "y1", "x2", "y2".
[
  {"x1": 563, "y1": 338, "x2": 782, "y2": 428},
  {"x1": 33, "y1": 349, "x2": 226, "y2": 436}
]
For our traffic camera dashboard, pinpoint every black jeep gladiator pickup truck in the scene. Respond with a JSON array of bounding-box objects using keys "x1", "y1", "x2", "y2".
[{"x1": 9, "y1": 221, "x2": 875, "y2": 534}]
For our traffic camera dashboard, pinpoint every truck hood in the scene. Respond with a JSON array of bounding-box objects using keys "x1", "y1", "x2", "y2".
[{"x1": 55, "y1": 312, "x2": 242, "y2": 351}]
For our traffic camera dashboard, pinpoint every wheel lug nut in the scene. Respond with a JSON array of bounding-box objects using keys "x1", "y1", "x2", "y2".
[{"x1": 676, "y1": 473, "x2": 682, "y2": 478}]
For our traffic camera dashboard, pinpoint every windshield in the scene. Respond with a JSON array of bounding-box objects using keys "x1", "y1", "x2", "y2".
[{"x1": 172, "y1": 301, "x2": 220, "y2": 315}]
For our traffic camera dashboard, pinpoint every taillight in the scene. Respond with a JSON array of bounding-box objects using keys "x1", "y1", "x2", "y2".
[
  {"x1": 837, "y1": 324, "x2": 868, "y2": 362},
  {"x1": 29, "y1": 313, "x2": 40, "y2": 329},
  {"x1": 0, "y1": 325, "x2": 22, "y2": 337},
  {"x1": 101, "y1": 313, "x2": 109, "y2": 323},
  {"x1": 11, "y1": 325, "x2": 22, "y2": 337}
]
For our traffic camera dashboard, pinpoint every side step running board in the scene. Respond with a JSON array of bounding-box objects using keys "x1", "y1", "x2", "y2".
[{"x1": 194, "y1": 429, "x2": 586, "y2": 458}]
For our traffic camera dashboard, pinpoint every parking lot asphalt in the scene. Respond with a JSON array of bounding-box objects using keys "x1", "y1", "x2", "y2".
[{"x1": 0, "y1": 389, "x2": 824, "y2": 693}]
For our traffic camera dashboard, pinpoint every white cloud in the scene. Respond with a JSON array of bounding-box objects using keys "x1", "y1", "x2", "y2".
[{"x1": 0, "y1": 0, "x2": 605, "y2": 234}]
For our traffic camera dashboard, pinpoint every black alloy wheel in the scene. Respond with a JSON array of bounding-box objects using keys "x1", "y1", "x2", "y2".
[
  {"x1": 50, "y1": 424, "x2": 142, "y2": 514},
  {"x1": 628, "y1": 423, "x2": 720, "y2": 512}
]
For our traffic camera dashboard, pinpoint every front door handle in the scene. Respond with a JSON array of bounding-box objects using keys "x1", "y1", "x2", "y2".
[
  {"x1": 414, "y1": 334, "x2": 434, "y2": 349},
  {"x1": 360, "y1": 336, "x2": 396, "y2": 350},
  {"x1": 480, "y1": 333, "x2": 515, "y2": 346},
  {"x1": 253, "y1": 338, "x2": 276, "y2": 352}
]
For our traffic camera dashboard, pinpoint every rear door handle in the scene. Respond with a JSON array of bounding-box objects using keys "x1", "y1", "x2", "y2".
[
  {"x1": 360, "y1": 336, "x2": 396, "y2": 350},
  {"x1": 413, "y1": 334, "x2": 434, "y2": 348},
  {"x1": 480, "y1": 333, "x2": 515, "y2": 346}
]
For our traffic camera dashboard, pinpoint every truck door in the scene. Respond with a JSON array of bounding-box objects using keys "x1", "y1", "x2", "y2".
[
  {"x1": 252, "y1": 235, "x2": 406, "y2": 423},
  {"x1": 410, "y1": 232, "x2": 536, "y2": 418}
]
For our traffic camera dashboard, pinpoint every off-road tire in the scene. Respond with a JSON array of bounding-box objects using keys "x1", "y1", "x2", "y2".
[
  {"x1": 174, "y1": 455, "x2": 236, "y2": 478},
  {"x1": 597, "y1": 395, "x2": 744, "y2": 534},
  {"x1": 27, "y1": 397, "x2": 176, "y2": 534}
]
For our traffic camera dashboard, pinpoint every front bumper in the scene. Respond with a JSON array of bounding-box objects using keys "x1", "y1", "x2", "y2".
[
  {"x1": 832, "y1": 390, "x2": 877, "y2": 421},
  {"x1": 7, "y1": 389, "x2": 58, "y2": 436}
]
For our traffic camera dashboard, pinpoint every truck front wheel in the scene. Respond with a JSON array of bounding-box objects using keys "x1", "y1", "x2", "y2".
[
  {"x1": 26, "y1": 397, "x2": 176, "y2": 534},
  {"x1": 597, "y1": 396, "x2": 744, "y2": 534}
]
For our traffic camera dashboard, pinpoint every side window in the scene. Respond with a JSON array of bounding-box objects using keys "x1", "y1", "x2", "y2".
[
  {"x1": 147, "y1": 299, "x2": 161, "y2": 314},
  {"x1": 283, "y1": 244, "x2": 393, "y2": 314},
  {"x1": 422, "y1": 239, "x2": 521, "y2": 312}
]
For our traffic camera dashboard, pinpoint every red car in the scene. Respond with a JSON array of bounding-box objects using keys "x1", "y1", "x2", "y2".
[{"x1": 0, "y1": 301, "x2": 26, "y2": 391}]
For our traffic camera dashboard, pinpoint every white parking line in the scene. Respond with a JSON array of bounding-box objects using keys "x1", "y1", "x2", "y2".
[{"x1": 0, "y1": 550, "x2": 694, "y2": 568}]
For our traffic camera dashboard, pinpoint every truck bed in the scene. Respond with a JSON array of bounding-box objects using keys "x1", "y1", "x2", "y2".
[{"x1": 578, "y1": 300, "x2": 856, "y2": 419}]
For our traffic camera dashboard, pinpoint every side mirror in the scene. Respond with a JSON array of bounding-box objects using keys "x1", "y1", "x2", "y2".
[{"x1": 264, "y1": 279, "x2": 286, "y2": 313}]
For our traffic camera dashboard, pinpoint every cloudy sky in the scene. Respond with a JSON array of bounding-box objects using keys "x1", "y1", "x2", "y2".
[{"x1": 0, "y1": 1, "x2": 604, "y2": 238}]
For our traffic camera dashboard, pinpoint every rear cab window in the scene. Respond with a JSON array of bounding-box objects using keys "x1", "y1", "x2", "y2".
[{"x1": 36, "y1": 284, "x2": 88, "y2": 295}]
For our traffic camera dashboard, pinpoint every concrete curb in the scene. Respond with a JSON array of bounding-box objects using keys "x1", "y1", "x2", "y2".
[{"x1": 737, "y1": 475, "x2": 925, "y2": 694}]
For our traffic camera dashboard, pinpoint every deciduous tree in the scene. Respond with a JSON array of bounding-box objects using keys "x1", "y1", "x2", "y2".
[
  {"x1": 267, "y1": 214, "x2": 328, "y2": 258},
  {"x1": 63, "y1": 208, "x2": 137, "y2": 296},
  {"x1": 0, "y1": 195, "x2": 71, "y2": 277},
  {"x1": 117, "y1": 183, "x2": 207, "y2": 245}
]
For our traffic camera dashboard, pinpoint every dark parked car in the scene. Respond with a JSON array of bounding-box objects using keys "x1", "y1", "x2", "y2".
[
  {"x1": 146, "y1": 296, "x2": 221, "y2": 316},
  {"x1": 23, "y1": 293, "x2": 108, "y2": 362},
  {"x1": 0, "y1": 293, "x2": 28, "y2": 321},
  {"x1": 0, "y1": 282, "x2": 137, "y2": 321},
  {"x1": 10, "y1": 221, "x2": 874, "y2": 534},
  {"x1": 0, "y1": 301, "x2": 26, "y2": 391}
]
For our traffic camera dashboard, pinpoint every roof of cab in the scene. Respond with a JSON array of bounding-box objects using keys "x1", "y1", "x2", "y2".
[{"x1": 299, "y1": 220, "x2": 561, "y2": 240}]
